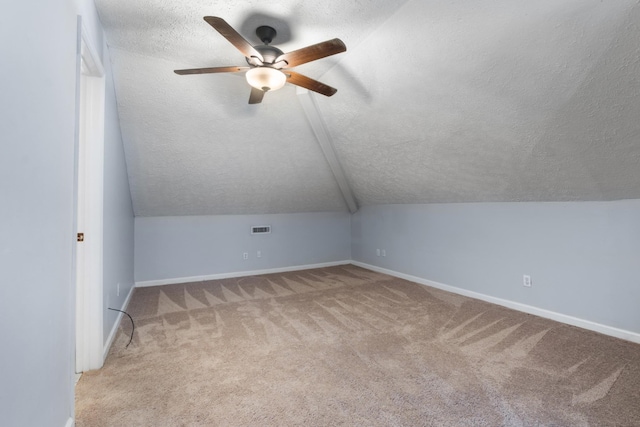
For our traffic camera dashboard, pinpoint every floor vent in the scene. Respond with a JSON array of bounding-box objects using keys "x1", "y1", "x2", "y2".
[{"x1": 251, "y1": 225, "x2": 271, "y2": 234}]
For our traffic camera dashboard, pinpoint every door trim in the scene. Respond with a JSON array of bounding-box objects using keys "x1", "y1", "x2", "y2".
[{"x1": 73, "y1": 17, "x2": 105, "y2": 373}]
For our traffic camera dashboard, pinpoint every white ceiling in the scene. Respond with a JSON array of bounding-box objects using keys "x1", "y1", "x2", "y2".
[{"x1": 95, "y1": 0, "x2": 640, "y2": 216}]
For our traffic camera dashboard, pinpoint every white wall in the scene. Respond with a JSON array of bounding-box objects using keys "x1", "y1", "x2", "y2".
[
  {"x1": 135, "y1": 212, "x2": 351, "y2": 283},
  {"x1": 352, "y1": 202, "x2": 640, "y2": 336},
  {"x1": 102, "y1": 40, "x2": 135, "y2": 343},
  {"x1": 0, "y1": 1, "x2": 133, "y2": 425}
]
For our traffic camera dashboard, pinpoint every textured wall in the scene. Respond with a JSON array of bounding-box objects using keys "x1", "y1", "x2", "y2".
[
  {"x1": 94, "y1": 0, "x2": 407, "y2": 215},
  {"x1": 321, "y1": 0, "x2": 640, "y2": 206},
  {"x1": 135, "y1": 212, "x2": 351, "y2": 283},
  {"x1": 95, "y1": 0, "x2": 640, "y2": 217},
  {"x1": 352, "y1": 201, "x2": 640, "y2": 334}
]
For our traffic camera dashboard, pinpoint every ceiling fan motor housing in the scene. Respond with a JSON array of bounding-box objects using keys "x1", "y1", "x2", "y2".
[{"x1": 248, "y1": 45, "x2": 285, "y2": 66}]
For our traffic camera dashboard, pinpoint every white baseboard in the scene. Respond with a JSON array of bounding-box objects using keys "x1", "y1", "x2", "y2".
[
  {"x1": 352, "y1": 261, "x2": 640, "y2": 344},
  {"x1": 135, "y1": 260, "x2": 352, "y2": 288},
  {"x1": 103, "y1": 283, "x2": 136, "y2": 361},
  {"x1": 64, "y1": 417, "x2": 74, "y2": 427},
  {"x1": 132, "y1": 259, "x2": 640, "y2": 343}
]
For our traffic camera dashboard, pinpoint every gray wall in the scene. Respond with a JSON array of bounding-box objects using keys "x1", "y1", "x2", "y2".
[
  {"x1": 1, "y1": 4, "x2": 78, "y2": 426},
  {"x1": 102, "y1": 40, "x2": 135, "y2": 342},
  {"x1": 135, "y1": 212, "x2": 351, "y2": 283},
  {"x1": 352, "y1": 202, "x2": 640, "y2": 334},
  {"x1": 0, "y1": 1, "x2": 133, "y2": 425}
]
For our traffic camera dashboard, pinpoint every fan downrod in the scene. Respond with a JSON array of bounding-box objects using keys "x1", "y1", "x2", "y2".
[{"x1": 256, "y1": 26, "x2": 277, "y2": 45}]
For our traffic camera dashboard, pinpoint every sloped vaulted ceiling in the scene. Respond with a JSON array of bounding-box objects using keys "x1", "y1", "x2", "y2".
[{"x1": 95, "y1": 0, "x2": 640, "y2": 216}]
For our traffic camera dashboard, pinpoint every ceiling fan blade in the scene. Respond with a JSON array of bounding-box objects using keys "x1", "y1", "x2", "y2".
[
  {"x1": 276, "y1": 38, "x2": 346, "y2": 68},
  {"x1": 249, "y1": 87, "x2": 265, "y2": 104},
  {"x1": 204, "y1": 16, "x2": 264, "y2": 62},
  {"x1": 285, "y1": 71, "x2": 337, "y2": 97},
  {"x1": 174, "y1": 66, "x2": 249, "y2": 75}
]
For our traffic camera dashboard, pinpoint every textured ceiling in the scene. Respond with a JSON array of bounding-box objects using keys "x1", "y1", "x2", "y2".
[{"x1": 95, "y1": 0, "x2": 640, "y2": 216}]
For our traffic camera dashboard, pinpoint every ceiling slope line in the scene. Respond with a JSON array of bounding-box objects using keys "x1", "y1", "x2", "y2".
[{"x1": 297, "y1": 88, "x2": 358, "y2": 213}]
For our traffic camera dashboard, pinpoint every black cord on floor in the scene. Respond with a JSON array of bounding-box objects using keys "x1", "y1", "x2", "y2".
[{"x1": 108, "y1": 308, "x2": 135, "y2": 348}]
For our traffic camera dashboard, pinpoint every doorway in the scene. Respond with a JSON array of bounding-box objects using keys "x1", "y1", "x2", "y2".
[{"x1": 74, "y1": 18, "x2": 105, "y2": 373}]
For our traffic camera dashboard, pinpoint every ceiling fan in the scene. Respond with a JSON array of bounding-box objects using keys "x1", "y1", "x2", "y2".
[{"x1": 174, "y1": 16, "x2": 347, "y2": 104}]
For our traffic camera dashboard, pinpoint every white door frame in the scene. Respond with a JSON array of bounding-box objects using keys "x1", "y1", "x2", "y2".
[{"x1": 74, "y1": 17, "x2": 105, "y2": 373}]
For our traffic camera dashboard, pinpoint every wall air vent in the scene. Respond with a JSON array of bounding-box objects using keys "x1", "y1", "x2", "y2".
[{"x1": 251, "y1": 225, "x2": 271, "y2": 235}]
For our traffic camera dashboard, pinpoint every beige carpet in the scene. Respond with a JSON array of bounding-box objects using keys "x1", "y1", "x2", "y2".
[{"x1": 76, "y1": 265, "x2": 640, "y2": 426}]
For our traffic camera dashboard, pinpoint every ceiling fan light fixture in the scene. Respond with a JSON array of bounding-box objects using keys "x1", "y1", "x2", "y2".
[
  {"x1": 246, "y1": 67, "x2": 286, "y2": 92},
  {"x1": 174, "y1": 17, "x2": 346, "y2": 103}
]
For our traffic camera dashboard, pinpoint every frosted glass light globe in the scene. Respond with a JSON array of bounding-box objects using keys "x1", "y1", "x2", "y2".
[{"x1": 245, "y1": 67, "x2": 286, "y2": 92}]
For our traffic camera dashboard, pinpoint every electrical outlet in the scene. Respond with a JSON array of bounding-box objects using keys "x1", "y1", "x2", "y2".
[
  {"x1": 381, "y1": 249, "x2": 386, "y2": 257},
  {"x1": 117, "y1": 283, "x2": 120, "y2": 297},
  {"x1": 376, "y1": 249, "x2": 380, "y2": 257},
  {"x1": 257, "y1": 250, "x2": 261, "y2": 258},
  {"x1": 243, "y1": 252, "x2": 249, "y2": 260},
  {"x1": 523, "y1": 275, "x2": 532, "y2": 287}
]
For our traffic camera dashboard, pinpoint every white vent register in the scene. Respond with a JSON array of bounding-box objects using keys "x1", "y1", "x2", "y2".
[{"x1": 251, "y1": 225, "x2": 271, "y2": 234}]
